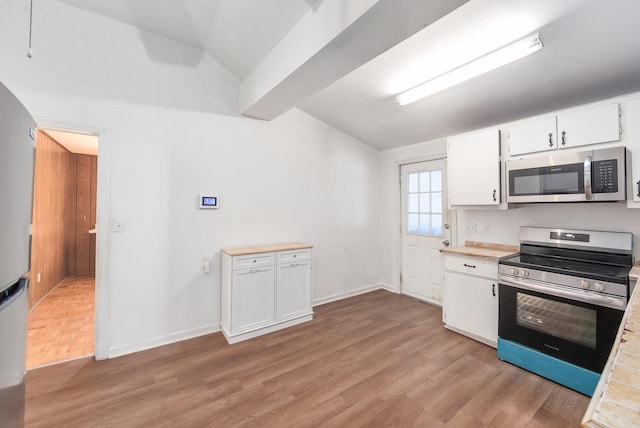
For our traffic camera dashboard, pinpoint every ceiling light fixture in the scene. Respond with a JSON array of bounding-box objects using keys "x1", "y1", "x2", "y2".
[{"x1": 396, "y1": 32, "x2": 544, "y2": 106}]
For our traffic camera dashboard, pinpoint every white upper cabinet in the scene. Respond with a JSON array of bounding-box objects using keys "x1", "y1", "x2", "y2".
[
  {"x1": 507, "y1": 103, "x2": 620, "y2": 156},
  {"x1": 556, "y1": 103, "x2": 620, "y2": 149},
  {"x1": 506, "y1": 114, "x2": 557, "y2": 156},
  {"x1": 625, "y1": 97, "x2": 640, "y2": 205},
  {"x1": 447, "y1": 127, "x2": 501, "y2": 206}
]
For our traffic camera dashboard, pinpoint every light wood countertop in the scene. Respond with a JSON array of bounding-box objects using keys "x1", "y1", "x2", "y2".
[
  {"x1": 221, "y1": 242, "x2": 313, "y2": 256},
  {"x1": 582, "y1": 261, "x2": 640, "y2": 427},
  {"x1": 441, "y1": 240, "x2": 519, "y2": 261}
]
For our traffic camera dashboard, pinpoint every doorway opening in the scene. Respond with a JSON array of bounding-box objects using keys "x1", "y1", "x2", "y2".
[
  {"x1": 399, "y1": 159, "x2": 450, "y2": 306},
  {"x1": 27, "y1": 128, "x2": 99, "y2": 368}
]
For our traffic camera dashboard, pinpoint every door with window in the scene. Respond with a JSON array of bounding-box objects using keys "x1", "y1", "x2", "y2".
[{"x1": 400, "y1": 160, "x2": 450, "y2": 305}]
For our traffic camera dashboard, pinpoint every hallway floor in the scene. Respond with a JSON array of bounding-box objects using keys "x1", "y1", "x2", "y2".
[{"x1": 27, "y1": 275, "x2": 95, "y2": 369}]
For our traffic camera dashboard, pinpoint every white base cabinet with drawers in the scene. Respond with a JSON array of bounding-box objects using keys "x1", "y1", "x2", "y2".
[
  {"x1": 221, "y1": 244, "x2": 313, "y2": 344},
  {"x1": 443, "y1": 255, "x2": 499, "y2": 347}
]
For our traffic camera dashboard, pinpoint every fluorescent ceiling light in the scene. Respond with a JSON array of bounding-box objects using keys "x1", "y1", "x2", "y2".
[{"x1": 396, "y1": 32, "x2": 543, "y2": 106}]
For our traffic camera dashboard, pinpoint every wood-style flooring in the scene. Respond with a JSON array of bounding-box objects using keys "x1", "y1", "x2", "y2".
[
  {"x1": 27, "y1": 275, "x2": 95, "y2": 368},
  {"x1": 25, "y1": 290, "x2": 588, "y2": 427}
]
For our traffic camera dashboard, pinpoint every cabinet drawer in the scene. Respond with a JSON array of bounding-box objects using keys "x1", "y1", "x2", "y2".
[
  {"x1": 444, "y1": 255, "x2": 497, "y2": 279},
  {"x1": 277, "y1": 249, "x2": 311, "y2": 264},
  {"x1": 232, "y1": 252, "x2": 274, "y2": 270}
]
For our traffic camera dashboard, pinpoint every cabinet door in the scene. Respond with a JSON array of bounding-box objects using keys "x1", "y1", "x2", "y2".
[
  {"x1": 444, "y1": 271, "x2": 498, "y2": 345},
  {"x1": 507, "y1": 114, "x2": 557, "y2": 156},
  {"x1": 556, "y1": 103, "x2": 620, "y2": 149},
  {"x1": 276, "y1": 261, "x2": 311, "y2": 321},
  {"x1": 627, "y1": 97, "x2": 640, "y2": 204},
  {"x1": 231, "y1": 267, "x2": 275, "y2": 333},
  {"x1": 448, "y1": 127, "x2": 501, "y2": 206}
]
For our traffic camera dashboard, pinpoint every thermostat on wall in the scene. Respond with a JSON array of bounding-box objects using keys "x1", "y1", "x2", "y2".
[{"x1": 199, "y1": 194, "x2": 219, "y2": 209}]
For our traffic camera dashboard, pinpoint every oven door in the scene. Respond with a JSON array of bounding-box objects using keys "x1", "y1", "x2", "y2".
[{"x1": 498, "y1": 279, "x2": 624, "y2": 373}]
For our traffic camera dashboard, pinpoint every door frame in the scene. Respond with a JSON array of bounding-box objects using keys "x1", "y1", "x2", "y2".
[
  {"x1": 34, "y1": 116, "x2": 110, "y2": 360},
  {"x1": 395, "y1": 154, "x2": 457, "y2": 296}
]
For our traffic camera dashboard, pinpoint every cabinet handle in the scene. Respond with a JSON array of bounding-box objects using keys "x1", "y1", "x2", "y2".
[
  {"x1": 548, "y1": 132, "x2": 553, "y2": 147},
  {"x1": 249, "y1": 269, "x2": 260, "y2": 273},
  {"x1": 463, "y1": 263, "x2": 476, "y2": 268},
  {"x1": 492, "y1": 189, "x2": 497, "y2": 202},
  {"x1": 636, "y1": 180, "x2": 640, "y2": 198},
  {"x1": 492, "y1": 283, "x2": 496, "y2": 297},
  {"x1": 561, "y1": 130, "x2": 566, "y2": 146}
]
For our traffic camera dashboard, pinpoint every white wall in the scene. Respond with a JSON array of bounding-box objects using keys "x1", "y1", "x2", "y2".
[{"x1": 0, "y1": 0, "x2": 381, "y2": 357}]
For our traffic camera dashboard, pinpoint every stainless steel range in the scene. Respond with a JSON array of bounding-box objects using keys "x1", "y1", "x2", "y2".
[{"x1": 497, "y1": 227, "x2": 633, "y2": 396}]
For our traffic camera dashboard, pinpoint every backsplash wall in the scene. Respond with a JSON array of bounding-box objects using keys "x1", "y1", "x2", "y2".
[{"x1": 457, "y1": 202, "x2": 640, "y2": 260}]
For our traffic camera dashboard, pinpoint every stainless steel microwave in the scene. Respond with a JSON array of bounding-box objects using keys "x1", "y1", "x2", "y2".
[{"x1": 506, "y1": 146, "x2": 627, "y2": 203}]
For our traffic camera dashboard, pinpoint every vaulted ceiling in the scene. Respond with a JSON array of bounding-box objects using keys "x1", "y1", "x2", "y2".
[{"x1": 55, "y1": 0, "x2": 640, "y2": 150}]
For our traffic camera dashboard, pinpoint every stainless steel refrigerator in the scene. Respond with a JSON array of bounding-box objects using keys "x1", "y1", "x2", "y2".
[{"x1": 0, "y1": 82, "x2": 36, "y2": 428}]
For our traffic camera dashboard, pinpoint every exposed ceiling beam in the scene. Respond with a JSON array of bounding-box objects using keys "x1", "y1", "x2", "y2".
[{"x1": 239, "y1": 0, "x2": 469, "y2": 120}]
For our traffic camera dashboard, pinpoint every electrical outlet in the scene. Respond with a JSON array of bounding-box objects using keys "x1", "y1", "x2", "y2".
[
  {"x1": 481, "y1": 223, "x2": 491, "y2": 235},
  {"x1": 202, "y1": 256, "x2": 210, "y2": 274},
  {"x1": 466, "y1": 223, "x2": 476, "y2": 233}
]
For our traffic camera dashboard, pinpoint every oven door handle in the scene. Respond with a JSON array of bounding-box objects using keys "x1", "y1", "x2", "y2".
[{"x1": 499, "y1": 276, "x2": 626, "y2": 310}]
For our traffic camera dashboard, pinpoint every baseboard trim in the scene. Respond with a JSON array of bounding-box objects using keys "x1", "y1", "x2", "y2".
[
  {"x1": 313, "y1": 283, "x2": 386, "y2": 307},
  {"x1": 400, "y1": 290, "x2": 442, "y2": 307},
  {"x1": 222, "y1": 313, "x2": 313, "y2": 344},
  {"x1": 106, "y1": 323, "x2": 221, "y2": 359}
]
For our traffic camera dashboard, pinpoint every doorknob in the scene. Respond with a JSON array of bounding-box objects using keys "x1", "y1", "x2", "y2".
[{"x1": 442, "y1": 240, "x2": 450, "y2": 247}]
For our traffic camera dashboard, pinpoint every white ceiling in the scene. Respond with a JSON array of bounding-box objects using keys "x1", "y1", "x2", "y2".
[{"x1": 54, "y1": 0, "x2": 640, "y2": 151}]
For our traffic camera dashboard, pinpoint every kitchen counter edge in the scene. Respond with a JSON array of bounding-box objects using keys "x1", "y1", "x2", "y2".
[
  {"x1": 581, "y1": 261, "x2": 640, "y2": 427},
  {"x1": 441, "y1": 241, "x2": 519, "y2": 261},
  {"x1": 221, "y1": 243, "x2": 313, "y2": 256}
]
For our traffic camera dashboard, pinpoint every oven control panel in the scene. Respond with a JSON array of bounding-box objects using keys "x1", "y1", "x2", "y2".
[{"x1": 498, "y1": 264, "x2": 628, "y2": 299}]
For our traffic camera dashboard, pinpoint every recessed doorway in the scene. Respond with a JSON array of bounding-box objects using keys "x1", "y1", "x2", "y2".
[{"x1": 27, "y1": 128, "x2": 99, "y2": 368}]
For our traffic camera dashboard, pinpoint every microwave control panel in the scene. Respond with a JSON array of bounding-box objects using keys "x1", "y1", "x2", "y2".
[{"x1": 592, "y1": 159, "x2": 618, "y2": 193}]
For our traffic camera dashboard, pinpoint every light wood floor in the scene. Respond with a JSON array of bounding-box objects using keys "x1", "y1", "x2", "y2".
[
  {"x1": 25, "y1": 290, "x2": 588, "y2": 427},
  {"x1": 27, "y1": 275, "x2": 95, "y2": 368}
]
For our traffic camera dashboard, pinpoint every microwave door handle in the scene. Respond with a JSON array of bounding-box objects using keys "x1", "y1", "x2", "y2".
[{"x1": 584, "y1": 155, "x2": 592, "y2": 200}]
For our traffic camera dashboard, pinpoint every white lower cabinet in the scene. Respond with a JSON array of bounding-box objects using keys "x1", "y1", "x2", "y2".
[
  {"x1": 231, "y1": 267, "x2": 275, "y2": 333},
  {"x1": 221, "y1": 244, "x2": 313, "y2": 344},
  {"x1": 443, "y1": 255, "x2": 498, "y2": 347},
  {"x1": 276, "y1": 259, "x2": 312, "y2": 321}
]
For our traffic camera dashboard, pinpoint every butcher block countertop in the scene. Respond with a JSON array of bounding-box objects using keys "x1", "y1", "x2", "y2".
[
  {"x1": 440, "y1": 240, "x2": 519, "y2": 261},
  {"x1": 221, "y1": 242, "x2": 313, "y2": 256},
  {"x1": 582, "y1": 262, "x2": 640, "y2": 427}
]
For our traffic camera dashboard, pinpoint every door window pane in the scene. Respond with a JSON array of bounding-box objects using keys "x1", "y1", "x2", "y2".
[
  {"x1": 406, "y1": 169, "x2": 445, "y2": 236},
  {"x1": 419, "y1": 172, "x2": 429, "y2": 192},
  {"x1": 409, "y1": 173, "x2": 419, "y2": 193},
  {"x1": 419, "y1": 214, "x2": 430, "y2": 234},
  {"x1": 408, "y1": 194, "x2": 419, "y2": 213},
  {"x1": 408, "y1": 214, "x2": 419, "y2": 233},
  {"x1": 419, "y1": 194, "x2": 430, "y2": 213},
  {"x1": 431, "y1": 171, "x2": 442, "y2": 192},
  {"x1": 431, "y1": 193, "x2": 442, "y2": 214},
  {"x1": 431, "y1": 214, "x2": 443, "y2": 235}
]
